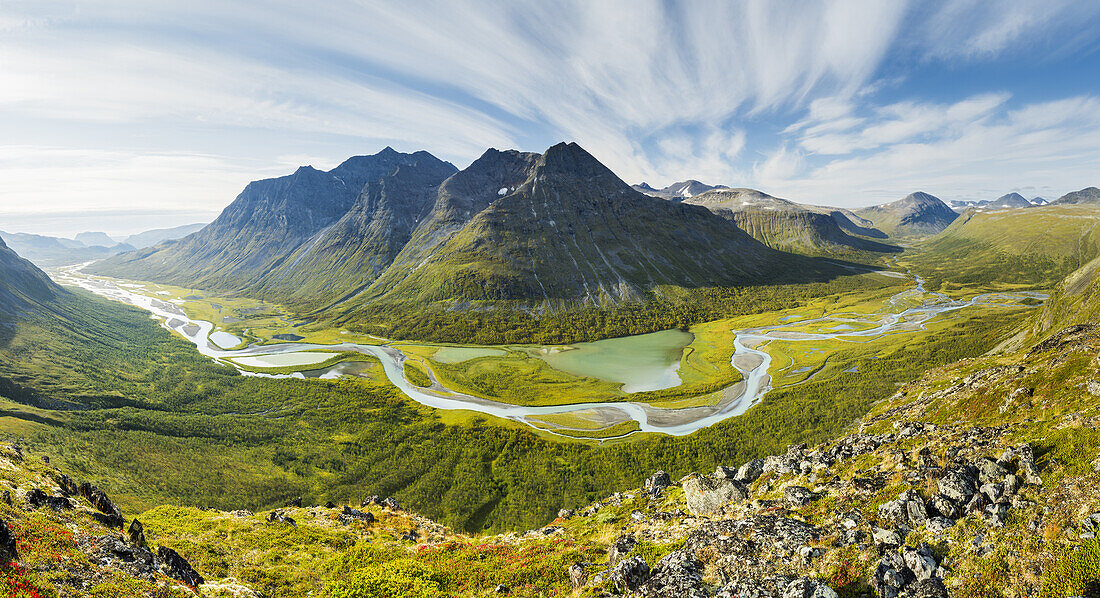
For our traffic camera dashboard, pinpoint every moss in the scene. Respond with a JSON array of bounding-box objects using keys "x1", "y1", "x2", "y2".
[{"x1": 1041, "y1": 539, "x2": 1100, "y2": 598}]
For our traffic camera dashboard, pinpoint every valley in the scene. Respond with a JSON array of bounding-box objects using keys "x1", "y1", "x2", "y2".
[{"x1": 52, "y1": 261, "x2": 1041, "y2": 441}]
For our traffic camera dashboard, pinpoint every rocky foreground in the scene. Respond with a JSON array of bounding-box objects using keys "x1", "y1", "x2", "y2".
[{"x1": 3, "y1": 325, "x2": 1100, "y2": 597}]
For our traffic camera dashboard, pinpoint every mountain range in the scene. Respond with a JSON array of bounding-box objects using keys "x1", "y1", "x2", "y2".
[
  {"x1": 92, "y1": 143, "x2": 847, "y2": 314},
  {"x1": 632, "y1": 180, "x2": 729, "y2": 201},
  {"x1": 678, "y1": 188, "x2": 896, "y2": 254},
  {"x1": 0, "y1": 223, "x2": 206, "y2": 268},
  {"x1": 1051, "y1": 186, "x2": 1100, "y2": 205},
  {"x1": 855, "y1": 191, "x2": 959, "y2": 237}
]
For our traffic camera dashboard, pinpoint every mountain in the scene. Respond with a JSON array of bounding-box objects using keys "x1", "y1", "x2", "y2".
[
  {"x1": 680, "y1": 188, "x2": 897, "y2": 254},
  {"x1": 74, "y1": 231, "x2": 117, "y2": 247},
  {"x1": 95, "y1": 143, "x2": 844, "y2": 316},
  {"x1": 984, "y1": 192, "x2": 1033, "y2": 209},
  {"x1": 1051, "y1": 186, "x2": 1100, "y2": 205},
  {"x1": 123, "y1": 223, "x2": 208, "y2": 249},
  {"x1": 90, "y1": 147, "x2": 458, "y2": 302},
  {"x1": 0, "y1": 230, "x2": 135, "y2": 268},
  {"x1": 0, "y1": 236, "x2": 61, "y2": 313},
  {"x1": 1029, "y1": 196, "x2": 1048, "y2": 206},
  {"x1": 632, "y1": 179, "x2": 729, "y2": 201},
  {"x1": 338, "y1": 142, "x2": 826, "y2": 311},
  {"x1": 910, "y1": 203, "x2": 1100, "y2": 288},
  {"x1": 855, "y1": 191, "x2": 958, "y2": 237}
]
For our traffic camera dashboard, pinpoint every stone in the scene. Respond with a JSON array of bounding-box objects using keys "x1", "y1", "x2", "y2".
[
  {"x1": 637, "y1": 551, "x2": 707, "y2": 598},
  {"x1": 631, "y1": 510, "x2": 645, "y2": 522},
  {"x1": 128, "y1": 519, "x2": 147, "y2": 548},
  {"x1": 905, "y1": 578, "x2": 949, "y2": 598},
  {"x1": 645, "y1": 470, "x2": 672, "y2": 495},
  {"x1": 341, "y1": 506, "x2": 375, "y2": 523},
  {"x1": 980, "y1": 482, "x2": 1005, "y2": 503},
  {"x1": 0, "y1": 519, "x2": 16, "y2": 563},
  {"x1": 928, "y1": 494, "x2": 959, "y2": 519},
  {"x1": 903, "y1": 544, "x2": 938, "y2": 580},
  {"x1": 682, "y1": 473, "x2": 748, "y2": 517},
  {"x1": 736, "y1": 459, "x2": 765, "y2": 484},
  {"x1": 285, "y1": 496, "x2": 302, "y2": 507},
  {"x1": 1087, "y1": 380, "x2": 1100, "y2": 397},
  {"x1": 783, "y1": 486, "x2": 816, "y2": 507},
  {"x1": 938, "y1": 466, "x2": 978, "y2": 503},
  {"x1": 360, "y1": 495, "x2": 382, "y2": 507},
  {"x1": 983, "y1": 502, "x2": 1009, "y2": 528},
  {"x1": 557, "y1": 508, "x2": 574, "y2": 520},
  {"x1": 1003, "y1": 474, "x2": 1022, "y2": 496},
  {"x1": 878, "y1": 498, "x2": 909, "y2": 527},
  {"x1": 977, "y1": 458, "x2": 1008, "y2": 484},
  {"x1": 158, "y1": 546, "x2": 205, "y2": 586},
  {"x1": 784, "y1": 577, "x2": 839, "y2": 598},
  {"x1": 609, "y1": 533, "x2": 636, "y2": 566},
  {"x1": 80, "y1": 482, "x2": 125, "y2": 528},
  {"x1": 324, "y1": 501, "x2": 336, "y2": 509},
  {"x1": 925, "y1": 517, "x2": 955, "y2": 534},
  {"x1": 494, "y1": 583, "x2": 509, "y2": 593},
  {"x1": 611, "y1": 556, "x2": 649, "y2": 592},
  {"x1": 26, "y1": 488, "x2": 72, "y2": 511},
  {"x1": 907, "y1": 498, "x2": 929, "y2": 528},
  {"x1": 567, "y1": 562, "x2": 588, "y2": 589},
  {"x1": 58, "y1": 473, "x2": 79, "y2": 497},
  {"x1": 872, "y1": 527, "x2": 902, "y2": 547},
  {"x1": 381, "y1": 497, "x2": 400, "y2": 510}
]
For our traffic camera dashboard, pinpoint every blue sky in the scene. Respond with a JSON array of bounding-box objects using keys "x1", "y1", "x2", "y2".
[{"x1": 1, "y1": 0, "x2": 1099, "y2": 237}]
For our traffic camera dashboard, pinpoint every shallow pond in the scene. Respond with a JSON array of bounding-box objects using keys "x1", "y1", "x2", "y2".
[
  {"x1": 537, "y1": 329, "x2": 692, "y2": 393},
  {"x1": 432, "y1": 346, "x2": 507, "y2": 363},
  {"x1": 233, "y1": 352, "x2": 335, "y2": 368},
  {"x1": 210, "y1": 331, "x2": 241, "y2": 349}
]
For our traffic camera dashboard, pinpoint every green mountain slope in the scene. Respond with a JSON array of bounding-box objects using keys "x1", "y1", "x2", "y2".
[
  {"x1": 339, "y1": 143, "x2": 835, "y2": 310},
  {"x1": 856, "y1": 191, "x2": 958, "y2": 237},
  {"x1": 682, "y1": 188, "x2": 896, "y2": 255},
  {"x1": 89, "y1": 148, "x2": 457, "y2": 305},
  {"x1": 0, "y1": 237, "x2": 61, "y2": 314},
  {"x1": 907, "y1": 204, "x2": 1100, "y2": 290}
]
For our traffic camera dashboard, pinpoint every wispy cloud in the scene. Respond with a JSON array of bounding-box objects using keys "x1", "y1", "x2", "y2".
[{"x1": 0, "y1": 0, "x2": 1098, "y2": 231}]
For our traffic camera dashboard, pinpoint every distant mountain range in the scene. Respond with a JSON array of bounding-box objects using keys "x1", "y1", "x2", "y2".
[
  {"x1": 677, "y1": 188, "x2": 896, "y2": 254},
  {"x1": 92, "y1": 143, "x2": 851, "y2": 314},
  {"x1": 855, "y1": 191, "x2": 959, "y2": 237},
  {"x1": 0, "y1": 223, "x2": 207, "y2": 268},
  {"x1": 632, "y1": 180, "x2": 729, "y2": 201}
]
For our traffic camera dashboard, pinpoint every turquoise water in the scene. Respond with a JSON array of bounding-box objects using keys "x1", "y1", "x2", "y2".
[{"x1": 538, "y1": 329, "x2": 693, "y2": 393}]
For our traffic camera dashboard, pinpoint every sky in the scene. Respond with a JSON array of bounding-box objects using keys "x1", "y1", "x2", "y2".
[{"x1": 1, "y1": 1, "x2": 1099, "y2": 238}]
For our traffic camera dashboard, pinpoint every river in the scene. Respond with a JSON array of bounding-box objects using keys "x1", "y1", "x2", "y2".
[{"x1": 52, "y1": 265, "x2": 1041, "y2": 438}]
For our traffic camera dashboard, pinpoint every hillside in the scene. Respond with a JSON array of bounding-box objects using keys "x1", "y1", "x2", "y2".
[
  {"x1": 337, "y1": 143, "x2": 835, "y2": 312},
  {"x1": 0, "y1": 237, "x2": 61, "y2": 313},
  {"x1": 1051, "y1": 186, "x2": 1100, "y2": 205},
  {"x1": 6, "y1": 314, "x2": 1100, "y2": 597},
  {"x1": 856, "y1": 192, "x2": 958, "y2": 237},
  {"x1": 907, "y1": 204, "x2": 1100, "y2": 291},
  {"x1": 681, "y1": 188, "x2": 896, "y2": 255},
  {"x1": 89, "y1": 148, "x2": 458, "y2": 303}
]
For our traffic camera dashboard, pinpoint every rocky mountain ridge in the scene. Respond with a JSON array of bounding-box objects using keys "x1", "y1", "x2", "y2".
[{"x1": 856, "y1": 192, "x2": 959, "y2": 238}]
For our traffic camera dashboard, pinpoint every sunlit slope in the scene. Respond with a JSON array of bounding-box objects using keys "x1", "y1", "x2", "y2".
[
  {"x1": 89, "y1": 148, "x2": 457, "y2": 308},
  {"x1": 908, "y1": 204, "x2": 1100, "y2": 290},
  {"x1": 855, "y1": 191, "x2": 958, "y2": 237},
  {"x1": 339, "y1": 142, "x2": 840, "y2": 310}
]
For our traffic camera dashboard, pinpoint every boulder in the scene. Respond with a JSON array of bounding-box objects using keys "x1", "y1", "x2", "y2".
[
  {"x1": 976, "y1": 458, "x2": 1008, "y2": 484},
  {"x1": 158, "y1": 546, "x2": 205, "y2": 586},
  {"x1": 937, "y1": 467, "x2": 977, "y2": 503},
  {"x1": 682, "y1": 473, "x2": 748, "y2": 517},
  {"x1": 925, "y1": 517, "x2": 955, "y2": 534},
  {"x1": 878, "y1": 498, "x2": 909, "y2": 527},
  {"x1": 58, "y1": 473, "x2": 79, "y2": 497},
  {"x1": 906, "y1": 498, "x2": 929, "y2": 528},
  {"x1": 783, "y1": 578, "x2": 839, "y2": 598},
  {"x1": 611, "y1": 556, "x2": 649, "y2": 592},
  {"x1": 872, "y1": 527, "x2": 902, "y2": 547},
  {"x1": 736, "y1": 459, "x2": 765, "y2": 484},
  {"x1": 645, "y1": 470, "x2": 672, "y2": 495},
  {"x1": 26, "y1": 488, "x2": 72, "y2": 511},
  {"x1": 128, "y1": 519, "x2": 147, "y2": 548},
  {"x1": 381, "y1": 497, "x2": 400, "y2": 510},
  {"x1": 902, "y1": 544, "x2": 938, "y2": 580},
  {"x1": 927, "y1": 494, "x2": 959, "y2": 519},
  {"x1": 0, "y1": 519, "x2": 16, "y2": 563},
  {"x1": 783, "y1": 486, "x2": 816, "y2": 507},
  {"x1": 285, "y1": 496, "x2": 302, "y2": 507},
  {"x1": 557, "y1": 508, "x2": 574, "y2": 520},
  {"x1": 567, "y1": 562, "x2": 589, "y2": 589},
  {"x1": 608, "y1": 533, "x2": 636, "y2": 566},
  {"x1": 79, "y1": 482, "x2": 124, "y2": 528},
  {"x1": 637, "y1": 551, "x2": 707, "y2": 598},
  {"x1": 905, "y1": 578, "x2": 949, "y2": 598}
]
